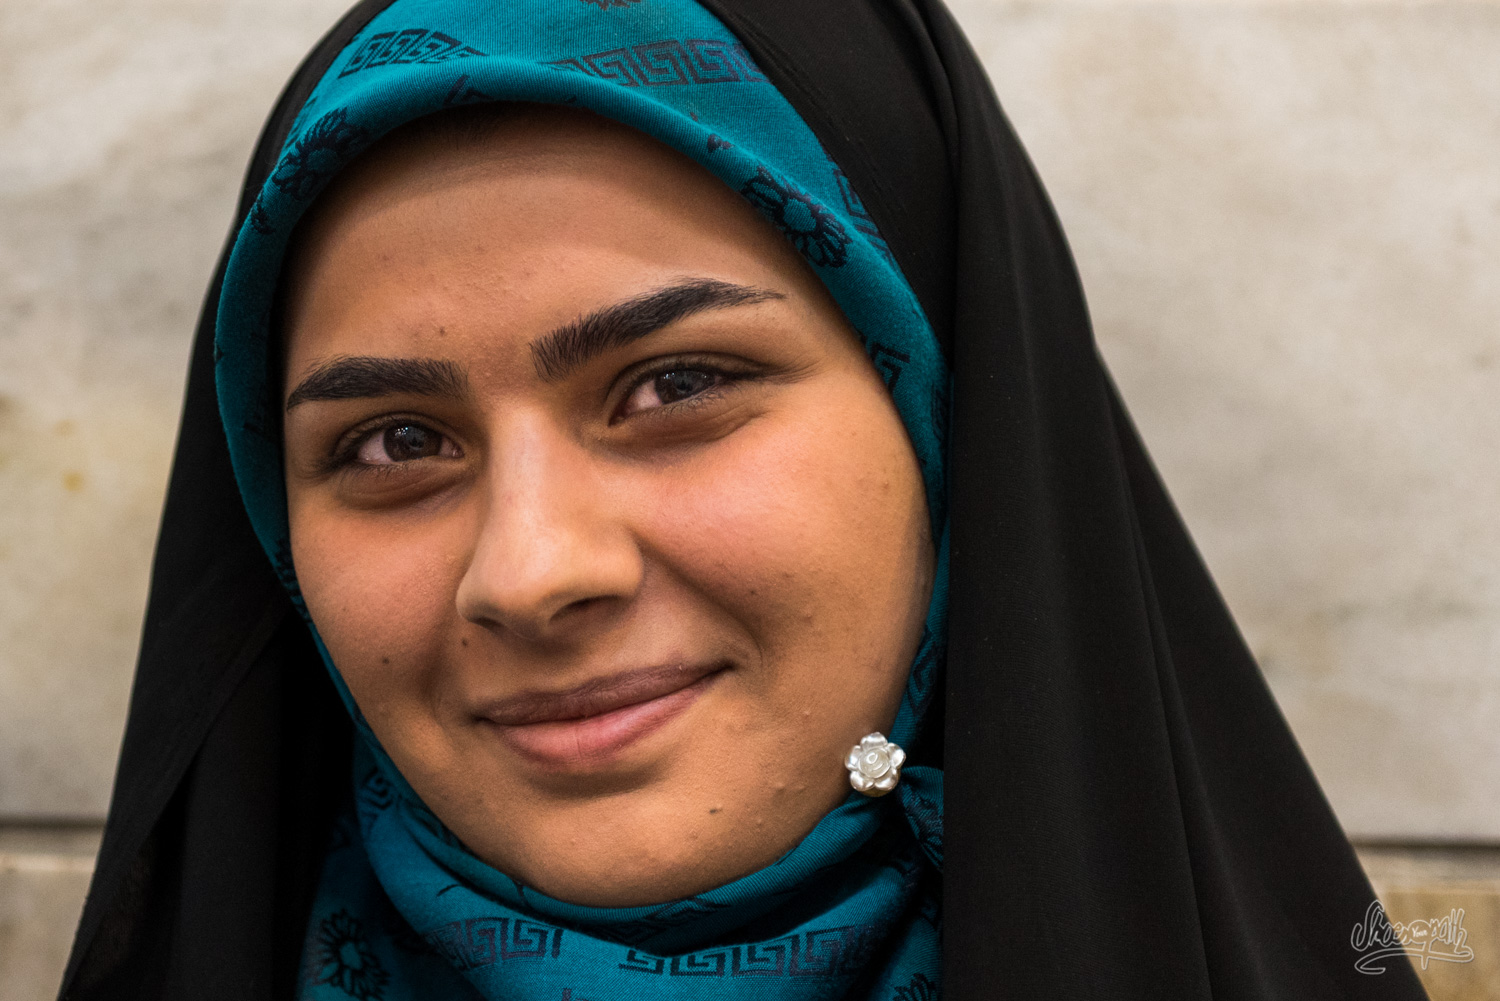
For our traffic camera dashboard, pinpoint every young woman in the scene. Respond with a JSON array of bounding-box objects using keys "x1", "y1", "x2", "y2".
[{"x1": 62, "y1": 1, "x2": 1428, "y2": 999}]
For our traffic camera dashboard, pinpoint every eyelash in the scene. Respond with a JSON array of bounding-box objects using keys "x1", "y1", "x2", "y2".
[{"x1": 320, "y1": 356, "x2": 751, "y2": 473}]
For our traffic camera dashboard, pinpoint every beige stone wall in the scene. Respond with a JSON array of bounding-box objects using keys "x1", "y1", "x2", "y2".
[
  {"x1": 1359, "y1": 846, "x2": 1500, "y2": 1001},
  {"x1": 2, "y1": 0, "x2": 1497, "y2": 997},
  {"x1": 0, "y1": 827, "x2": 99, "y2": 999},
  {"x1": 0, "y1": 0, "x2": 360, "y2": 820},
  {"x1": 952, "y1": 0, "x2": 1500, "y2": 844}
]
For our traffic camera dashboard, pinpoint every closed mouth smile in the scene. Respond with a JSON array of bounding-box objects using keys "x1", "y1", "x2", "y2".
[{"x1": 475, "y1": 661, "x2": 727, "y2": 767}]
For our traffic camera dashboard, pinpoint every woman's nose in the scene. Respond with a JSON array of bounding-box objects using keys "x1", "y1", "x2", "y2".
[{"x1": 454, "y1": 421, "x2": 643, "y2": 643}]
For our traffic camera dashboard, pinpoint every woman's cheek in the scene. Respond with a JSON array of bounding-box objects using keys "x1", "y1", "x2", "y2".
[
  {"x1": 292, "y1": 504, "x2": 464, "y2": 705},
  {"x1": 647, "y1": 426, "x2": 828, "y2": 613},
  {"x1": 642, "y1": 398, "x2": 910, "y2": 676}
]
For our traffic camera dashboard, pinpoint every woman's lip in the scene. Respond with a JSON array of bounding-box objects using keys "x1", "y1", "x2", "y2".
[{"x1": 475, "y1": 662, "x2": 725, "y2": 766}]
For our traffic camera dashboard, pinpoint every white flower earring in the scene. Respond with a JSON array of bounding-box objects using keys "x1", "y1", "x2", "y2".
[{"x1": 846, "y1": 732, "x2": 905, "y2": 796}]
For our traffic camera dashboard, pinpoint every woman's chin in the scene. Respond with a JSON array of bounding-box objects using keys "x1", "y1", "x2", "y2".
[
  {"x1": 444, "y1": 761, "x2": 841, "y2": 910},
  {"x1": 492, "y1": 839, "x2": 754, "y2": 909}
]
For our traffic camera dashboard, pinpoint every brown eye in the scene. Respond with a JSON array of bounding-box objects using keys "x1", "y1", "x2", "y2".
[
  {"x1": 655, "y1": 369, "x2": 717, "y2": 403},
  {"x1": 620, "y1": 367, "x2": 725, "y2": 417},
  {"x1": 355, "y1": 423, "x2": 453, "y2": 465}
]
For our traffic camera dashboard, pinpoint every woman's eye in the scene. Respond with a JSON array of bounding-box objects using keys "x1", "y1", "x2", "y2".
[
  {"x1": 621, "y1": 368, "x2": 724, "y2": 416},
  {"x1": 354, "y1": 423, "x2": 454, "y2": 465}
]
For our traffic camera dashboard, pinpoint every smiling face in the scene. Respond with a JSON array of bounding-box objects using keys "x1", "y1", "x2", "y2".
[{"x1": 280, "y1": 105, "x2": 934, "y2": 907}]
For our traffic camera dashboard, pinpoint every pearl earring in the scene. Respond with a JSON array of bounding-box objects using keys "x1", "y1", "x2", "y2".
[{"x1": 846, "y1": 732, "x2": 904, "y2": 796}]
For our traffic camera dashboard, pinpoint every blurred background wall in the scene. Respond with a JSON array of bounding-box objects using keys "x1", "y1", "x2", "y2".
[{"x1": 2, "y1": 0, "x2": 1496, "y2": 997}]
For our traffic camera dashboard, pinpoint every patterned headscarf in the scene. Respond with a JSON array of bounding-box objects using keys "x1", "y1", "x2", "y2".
[{"x1": 215, "y1": 1, "x2": 950, "y2": 998}]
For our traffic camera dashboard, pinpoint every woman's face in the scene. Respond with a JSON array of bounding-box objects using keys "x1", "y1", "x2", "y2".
[{"x1": 281, "y1": 108, "x2": 934, "y2": 907}]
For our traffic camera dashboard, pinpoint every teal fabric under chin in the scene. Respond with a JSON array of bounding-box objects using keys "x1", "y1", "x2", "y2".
[{"x1": 214, "y1": 0, "x2": 951, "y2": 998}]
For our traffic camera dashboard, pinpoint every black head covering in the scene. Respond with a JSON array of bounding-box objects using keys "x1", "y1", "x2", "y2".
[{"x1": 62, "y1": 1, "x2": 1427, "y2": 998}]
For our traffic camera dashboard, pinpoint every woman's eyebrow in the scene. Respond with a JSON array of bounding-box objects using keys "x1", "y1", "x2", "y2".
[
  {"x1": 285, "y1": 356, "x2": 468, "y2": 410},
  {"x1": 530, "y1": 278, "x2": 784, "y2": 381}
]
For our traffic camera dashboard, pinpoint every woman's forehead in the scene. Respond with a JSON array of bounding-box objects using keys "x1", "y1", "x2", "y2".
[
  {"x1": 292, "y1": 104, "x2": 728, "y2": 247},
  {"x1": 279, "y1": 105, "x2": 829, "y2": 370}
]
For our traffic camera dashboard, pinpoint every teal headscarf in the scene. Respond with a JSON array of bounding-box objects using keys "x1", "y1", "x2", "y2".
[{"x1": 215, "y1": 0, "x2": 950, "y2": 998}]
